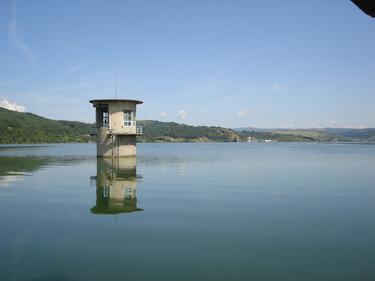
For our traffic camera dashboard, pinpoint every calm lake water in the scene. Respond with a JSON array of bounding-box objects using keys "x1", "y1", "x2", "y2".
[{"x1": 0, "y1": 143, "x2": 374, "y2": 281}]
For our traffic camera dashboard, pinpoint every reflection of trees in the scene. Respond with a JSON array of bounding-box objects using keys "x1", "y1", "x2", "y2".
[
  {"x1": 0, "y1": 157, "x2": 51, "y2": 187},
  {"x1": 0, "y1": 156, "x2": 93, "y2": 187},
  {"x1": 90, "y1": 157, "x2": 143, "y2": 215},
  {"x1": 0, "y1": 157, "x2": 50, "y2": 177}
]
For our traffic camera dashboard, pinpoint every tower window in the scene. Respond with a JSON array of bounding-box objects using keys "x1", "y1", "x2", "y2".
[
  {"x1": 124, "y1": 111, "x2": 135, "y2": 126},
  {"x1": 102, "y1": 112, "x2": 109, "y2": 127},
  {"x1": 99, "y1": 104, "x2": 109, "y2": 128}
]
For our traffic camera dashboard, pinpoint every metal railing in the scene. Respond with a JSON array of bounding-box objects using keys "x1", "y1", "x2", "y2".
[
  {"x1": 136, "y1": 125, "x2": 143, "y2": 134},
  {"x1": 92, "y1": 125, "x2": 143, "y2": 135}
]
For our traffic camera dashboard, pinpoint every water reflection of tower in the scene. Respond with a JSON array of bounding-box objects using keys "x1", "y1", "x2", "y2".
[{"x1": 90, "y1": 157, "x2": 143, "y2": 214}]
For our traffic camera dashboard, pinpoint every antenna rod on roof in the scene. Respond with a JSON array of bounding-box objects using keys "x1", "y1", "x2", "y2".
[{"x1": 114, "y1": 73, "x2": 118, "y2": 99}]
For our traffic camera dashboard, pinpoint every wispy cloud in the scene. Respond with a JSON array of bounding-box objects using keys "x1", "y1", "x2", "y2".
[
  {"x1": 178, "y1": 110, "x2": 187, "y2": 119},
  {"x1": 0, "y1": 99, "x2": 26, "y2": 112},
  {"x1": 238, "y1": 109, "x2": 251, "y2": 117},
  {"x1": 67, "y1": 61, "x2": 84, "y2": 74},
  {"x1": 325, "y1": 120, "x2": 336, "y2": 128},
  {"x1": 267, "y1": 84, "x2": 286, "y2": 92},
  {"x1": 8, "y1": 0, "x2": 37, "y2": 63},
  {"x1": 160, "y1": 112, "x2": 166, "y2": 117},
  {"x1": 238, "y1": 107, "x2": 264, "y2": 118}
]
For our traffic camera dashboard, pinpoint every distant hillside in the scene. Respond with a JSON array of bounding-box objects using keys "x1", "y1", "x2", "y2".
[
  {"x1": 138, "y1": 120, "x2": 241, "y2": 142},
  {"x1": 237, "y1": 127, "x2": 375, "y2": 142},
  {"x1": 322, "y1": 128, "x2": 375, "y2": 141},
  {"x1": 1, "y1": 107, "x2": 374, "y2": 144},
  {"x1": 0, "y1": 107, "x2": 94, "y2": 143},
  {"x1": 0, "y1": 109, "x2": 241, "y2": 144}
]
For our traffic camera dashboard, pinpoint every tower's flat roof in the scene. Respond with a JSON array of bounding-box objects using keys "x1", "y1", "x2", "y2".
[{"x1": 90, "y1": 99, "x2": 143, "y2": 105}]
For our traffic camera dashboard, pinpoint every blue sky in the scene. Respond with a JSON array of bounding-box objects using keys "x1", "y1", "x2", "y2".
[{"x1": 0, "y1": 0, "x2": 374, "y2": 128}]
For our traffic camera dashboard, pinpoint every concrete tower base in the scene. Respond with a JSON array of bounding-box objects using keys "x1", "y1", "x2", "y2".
[{"x1": 97, "y1": 128, "x2": 136, "y2": 157}]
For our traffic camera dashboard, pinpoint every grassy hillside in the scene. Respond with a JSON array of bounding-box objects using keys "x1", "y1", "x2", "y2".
[
  {"x1": 0, "y1": 107, "x2": 94, "y2": 143},
  {"x1": 138, "y1": 120, "x2": 241, "y2": 142},
  {"x1": 271, "y1": 130, "x2": 338, "y2": 142},
  {"x1": 323, "y1": 128, "x2": 375, "y2": 142},
  {"x1": 238, "y1": 128, "x2": 375, "y2": 142}
]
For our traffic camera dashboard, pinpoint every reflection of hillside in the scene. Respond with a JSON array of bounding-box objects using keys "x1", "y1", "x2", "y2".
[
  {"x1": 91, "y1": 158, "x2": 143, "y2": 215},
  {"x1": 0, "y1": 155, "x2": 93, "y2": 187},
  {"x1": 0, "y1": 157, "x2": 50, "y2": 187},
  {"x1": 0, "y1": 157, "x2": 50, "y2": 176}
]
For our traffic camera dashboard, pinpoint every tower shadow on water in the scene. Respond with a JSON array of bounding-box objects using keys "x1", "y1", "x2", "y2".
[{"x1": 90, "y1": 157, "x2": 143, "y2": 215}]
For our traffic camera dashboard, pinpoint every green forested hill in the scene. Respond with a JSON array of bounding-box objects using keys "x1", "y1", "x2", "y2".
[
  {"x1": 0, "y1": 107, "x2": 94, "y2": 143},
  {"x1": 137, "y1": 120, "x2": 241, "y2": 142},
  {"x1": 1, "y1": 107, "x2": 374, "y2": 144},
  {"x1": 0, "y1": 108, "x2": 241, "y2": 143}
]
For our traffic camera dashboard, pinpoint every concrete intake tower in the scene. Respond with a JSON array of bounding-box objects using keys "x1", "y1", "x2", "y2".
[{"x1": 90, "y1": 99, "x2": 143, "y2": 157}]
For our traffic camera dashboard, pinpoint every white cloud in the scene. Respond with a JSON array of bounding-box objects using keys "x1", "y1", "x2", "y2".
[
  {"x1": 325, "y1": 120, "x2": 336, "y2": 128},
  {"x1": 160, "y1": 112, "x2": 166, "y2": 117},
  {"x1": 178, "y1": 110, "x2": 187, "y2": 119},
  {"x1": 0, "y1": 99, "x2": 26, "y2": 112},
  {"x1": 8, "y1": 0, "x2": 37, "y2": 63},
  {"x1": 267, "y1": 84, "x2": 286, "y2": 92},
  {"x1": 238, "y1": 109, "x2": 250, "y2": 117}
]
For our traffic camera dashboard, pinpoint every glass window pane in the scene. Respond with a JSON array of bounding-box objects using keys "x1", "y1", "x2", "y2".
[{"x1": 124, "y1": 111, "x2": 134, "y2": 126}]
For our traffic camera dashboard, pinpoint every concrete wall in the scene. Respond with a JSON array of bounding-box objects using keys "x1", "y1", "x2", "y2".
[
  {"x1": 108, "y1": 101, "x2": 137, "y2": 134},
  {"x1": 97, "y1": 131, "x2": 136, "y2": 157},
  {"x1": 118, "y1": 135, "x2": 136, "y2": 157},
  {"x1": 97, "y1": 127, "x2": 111, "y2": 157}
]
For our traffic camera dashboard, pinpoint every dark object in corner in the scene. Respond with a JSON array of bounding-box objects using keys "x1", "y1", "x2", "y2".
[{"x1": 351, "y1": 0, "x2": 375, "y2": 17}]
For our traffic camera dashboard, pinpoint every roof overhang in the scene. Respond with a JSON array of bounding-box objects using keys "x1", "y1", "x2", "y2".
[
  {"x1": 89, "y1": 99, "x2": 143, "y2": 107},
  {"x1": 351, "y1": 0, "x2": 375, "y2": 17}
]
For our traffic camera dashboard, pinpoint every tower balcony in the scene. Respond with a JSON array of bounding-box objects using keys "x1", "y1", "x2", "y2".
[{"x1": 90, "y1": 125, "x2": 143, "y2": 136}]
